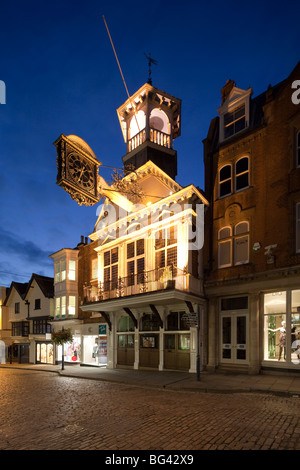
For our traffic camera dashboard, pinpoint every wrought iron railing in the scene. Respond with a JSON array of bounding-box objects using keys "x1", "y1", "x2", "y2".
[{"x1": 83, "y1": 266, "x2": 191, "y2": 304}]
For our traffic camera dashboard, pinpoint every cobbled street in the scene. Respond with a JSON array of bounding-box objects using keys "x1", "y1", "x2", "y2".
[{"x1": 0, "y1": 368, "x2": 299, "y2": 452}]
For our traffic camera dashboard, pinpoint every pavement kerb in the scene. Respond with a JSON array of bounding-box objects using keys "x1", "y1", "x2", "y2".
[{"x1": 1, "y1": 364, "x2": 300, "y2": 397}]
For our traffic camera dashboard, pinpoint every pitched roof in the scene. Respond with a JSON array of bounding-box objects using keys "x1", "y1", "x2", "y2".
[{"x1": 25, "y1": 273, "x2": 54, "y2": 299}]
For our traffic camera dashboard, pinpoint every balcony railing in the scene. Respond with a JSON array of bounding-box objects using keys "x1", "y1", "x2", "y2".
[
  {"x1": 82, "y1": 266, "x2": 200, "y2": 305},
  {"x1": 127, "y1": 128, "x2": 172, "y2": 152}
]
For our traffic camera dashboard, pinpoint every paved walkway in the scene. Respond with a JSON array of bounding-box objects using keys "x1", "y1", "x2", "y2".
[{"x1": 1, "y1": 362, "x2": 300, "y2": 396}]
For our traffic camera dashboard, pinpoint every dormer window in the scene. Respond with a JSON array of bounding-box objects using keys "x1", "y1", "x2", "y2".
[
  {"x1": 218, "y1": 83, "x2": 252, "y2": 143},
  {"x1": 224, "y1": 105, "x2": 246, "y2": 139}
]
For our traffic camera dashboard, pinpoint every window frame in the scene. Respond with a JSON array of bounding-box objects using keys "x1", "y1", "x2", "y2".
[
  {"x1": 218, "y1": 226, "x2": 232, "y2": 268},
  {"x1": 219, "y1": 164, "x2": 232, "y2": 198},
  {"x1": 235, "y1": 156, "x2": 250, "y2": 192},
  {"x1": 218, "y1": 222, "x2": 250, "y2": 269}
]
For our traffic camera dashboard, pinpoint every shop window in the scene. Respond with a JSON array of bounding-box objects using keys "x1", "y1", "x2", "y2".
[
  {"x1": 219, "y1": 165, "x2": 232, "y2": 198},
  {"x1": 235, "y1": 157, "x2": 249, "y2": 191},
  {"x1": 291, "y1": 290, "x2": 300, "y2": 363},
  {"x1": 140, "y1": 334, "x2": 158, "y2": 348},
  {"x1": 118, "y1": 334, "x2": 134, "y2": 348},
  {"x1": 264, "y1": 292, "x2": 287, "y2": 361},
  {"x1": 178, "y1": 334, "x2": 190, "y2": 351}
]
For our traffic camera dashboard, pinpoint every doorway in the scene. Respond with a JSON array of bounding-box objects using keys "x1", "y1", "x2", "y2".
[{"x1": 220, "y1": 312, "x2": 248, "y2": 364}]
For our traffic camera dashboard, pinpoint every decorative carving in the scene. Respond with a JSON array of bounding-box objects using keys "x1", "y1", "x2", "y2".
[{"x1": 54, "y1": 134, "x2": 101, "y2": 206}]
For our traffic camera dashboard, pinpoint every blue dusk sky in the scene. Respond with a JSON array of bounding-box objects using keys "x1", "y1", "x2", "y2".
[{"x1": 0, "y1": 0, "x2": 299, "y2": 287}]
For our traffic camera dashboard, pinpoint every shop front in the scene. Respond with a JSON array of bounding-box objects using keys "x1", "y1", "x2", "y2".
[
  {"x1": 263, "y1": 289, "x2": 300, "y2": 369},
  {"x1": 82, "y1": 322, "x2": 108, "y2": 367},
  {"x1": 36, "y1": 341, "x2": 54, "y2": 364}
]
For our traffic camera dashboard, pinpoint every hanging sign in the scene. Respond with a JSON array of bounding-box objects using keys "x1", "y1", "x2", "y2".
[
  {"x1": 182, "y1": 312, "x2": 199, "y2": 328},
  {"x1": 99, "y1": 324, "x2": 107, "y2": 335}
]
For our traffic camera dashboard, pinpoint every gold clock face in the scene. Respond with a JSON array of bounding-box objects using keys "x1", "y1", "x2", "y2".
[{"x1": 68, "y1": 153, "x2": 95, "y2": 190}]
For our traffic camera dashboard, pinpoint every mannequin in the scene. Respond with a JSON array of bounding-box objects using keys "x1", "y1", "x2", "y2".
[{"x1": 269, "y1": 320, "x2": 286, "y2": 360}]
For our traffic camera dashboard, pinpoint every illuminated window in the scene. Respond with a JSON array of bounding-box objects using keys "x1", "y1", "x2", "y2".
[
  {"x1": 155, "y1": 226, "x2": 177, "y2": 274},
  {"x1": 68, "y1": 296, "x2": 76, "y2": 316},
  {"x1": 103, "y1": 247, "x2": 118, "y2": 291},
  {"x1": 218, "y1": 222, "x2": 249, "y2": 268},
  {"x1": 127, "y1": 239, "x2": 145, "y2": 286},
  {"x1": 61, "y1": 260, "x2": 66, "y2": 281},
  {"x1": 69, "y1": 260, "x2": 76, "y2": 280},
  {"x1": 218, "y1": 227, "x2": 232, "y2": 268},
  {"x1": 234, "y1": 222, "x2": 249, "y2": 265},
  {"x1": 224, "y1": 105, "x2": 246, "y2": 139},
  {"x1": 55, "y1": 297, "x2": 60, "y2": 317},
  {"x1": 91, "y1": 258, "x2": 98, "y2": 280},
  {"x1": 61, "y1": 296, "x2": 66, "y2": 317}
]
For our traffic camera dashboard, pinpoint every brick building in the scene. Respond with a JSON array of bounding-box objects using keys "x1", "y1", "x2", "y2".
[{"x1": 203, "y1": 62, "x2": 300, "y2": 374}]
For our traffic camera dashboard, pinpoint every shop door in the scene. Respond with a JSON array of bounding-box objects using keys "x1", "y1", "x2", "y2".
[
  {"x1": 164, "y1": 334, "x2": 190, "y2": 371},
  {"x1": 117, "y1": 334, "x2": 134, "y2": 366},
  {"x1": 220, "y1": 313, "x2": 248, "y2": 364},
  {"x1": 139, "y1": 334, "x2": 159, "y2": 368}
]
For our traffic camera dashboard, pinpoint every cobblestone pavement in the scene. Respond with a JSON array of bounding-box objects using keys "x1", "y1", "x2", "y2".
[{"x1": 0, "y1": 368, "x2": 299, "y2": 452}]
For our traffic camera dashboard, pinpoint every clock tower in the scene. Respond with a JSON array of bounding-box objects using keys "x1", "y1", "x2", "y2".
[{"x1": 117, "y1": 83, "x2": 181, "y2": 179}]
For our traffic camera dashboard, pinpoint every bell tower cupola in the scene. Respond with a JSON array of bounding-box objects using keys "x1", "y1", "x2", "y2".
[{"x1": 117, "y1": 83, "x2": 181, "y2": 179}]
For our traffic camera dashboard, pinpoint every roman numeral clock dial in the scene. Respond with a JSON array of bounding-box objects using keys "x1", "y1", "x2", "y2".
[
  {"x1": 68, "y1": 153, "x2": 95, "y2": 190},
  {"x1": 54, "y1": 134, "x2": 101, "y2": 206}
]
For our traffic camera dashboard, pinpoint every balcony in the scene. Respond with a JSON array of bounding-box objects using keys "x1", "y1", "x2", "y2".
[
  {"x1": 82, "y1": 266, "x2": 202, "y2": 305},
  {"x1": 128, "y1": 128, "x2": 172, "y2": 152}
]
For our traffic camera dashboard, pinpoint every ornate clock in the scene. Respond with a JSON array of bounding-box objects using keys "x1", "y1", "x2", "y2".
[{"x1": 54, "y1": 134, "x2": 101, "y2": 206}]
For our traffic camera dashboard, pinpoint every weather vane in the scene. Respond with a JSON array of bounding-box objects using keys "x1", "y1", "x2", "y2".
[{"x1": 144, "y1": 53, "x2": 157, "y2": 85}]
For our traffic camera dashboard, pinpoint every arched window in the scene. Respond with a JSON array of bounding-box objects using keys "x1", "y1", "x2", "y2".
[
  {"x1": 234, "y1": 222, "x2": 249, "y2": 265},
  {"x1": 129, "y1": 110, "x2": 146, "y2": 138},
  {"x1": 218, "y1": 226, "x2": 232, "y2": 268},
  {"x1": 219, "y1": 165, "x2": 232, "y2": 198},
  {"x1": 218, "y1": 222, "x2": 249, "y2": 268},
  {"x1": 235, "y1": 157, "x2": 249, "y2": 191}
]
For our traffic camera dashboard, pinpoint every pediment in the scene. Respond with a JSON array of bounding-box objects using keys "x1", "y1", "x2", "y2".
[{"x1": 218, "y1": 86, "x2": 252, "y2": 114}]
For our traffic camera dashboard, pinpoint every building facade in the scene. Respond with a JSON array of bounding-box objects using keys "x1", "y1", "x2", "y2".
[
  {"x1": 3, "y1": 274, "x2": 54, "y2": 363},
  {"x1": 203, "y1": 62, "x2": 300, "y2": 374},
  {"x1": 53, "y1": 82, "x2": 209, "y2": 372}
]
